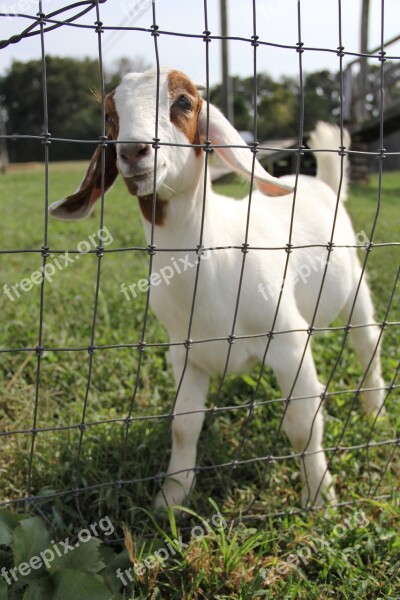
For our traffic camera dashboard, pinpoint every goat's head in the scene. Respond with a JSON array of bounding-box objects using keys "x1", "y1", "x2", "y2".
[{"x1": 49, "y1": 67, "x2": 293, "y2": 222}]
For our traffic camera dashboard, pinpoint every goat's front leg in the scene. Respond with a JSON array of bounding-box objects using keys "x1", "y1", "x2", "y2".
[{"x1": 154, "y1": 353, "x2": 209, "y2": 510}]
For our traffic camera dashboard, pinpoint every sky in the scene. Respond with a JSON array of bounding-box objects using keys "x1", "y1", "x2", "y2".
[{"x1": 0, "y1": 0, "x2": 399, "y2": 85}]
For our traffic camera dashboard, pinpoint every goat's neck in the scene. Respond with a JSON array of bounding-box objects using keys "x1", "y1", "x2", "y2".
[{"x1": 140, "y1": 167, "x2": 215, "y2": 250}]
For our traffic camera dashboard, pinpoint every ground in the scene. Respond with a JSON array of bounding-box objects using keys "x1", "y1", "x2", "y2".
[{"x1": 0, "y1": 163, "x2": 399, "y2": 598}]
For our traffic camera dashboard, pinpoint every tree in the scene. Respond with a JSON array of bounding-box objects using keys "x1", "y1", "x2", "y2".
[
  {"x1": 0, "y1": 104, "x2": 8, "y2": 172},
  {"x1": 0, "y1": 57, "x2": 102, "y2": 162},
  {"x1": 210, "y1": 73, "x2": 299, "y2": 139},
  {"x1": 106, "y1": 56, "x2": 151, "y2": 90},
  {"x1": 211, "y1": 69, "x2": 349, "y2": 140},
  {"x1": 257, "y1": 77, "x2": 298, "y2": 139},
  {"x1": 210, "y1": 74, "x2": 276, "y2": 135},
  {"x1": 303, "y1": 70, "x2": 340, "y2": 131}
]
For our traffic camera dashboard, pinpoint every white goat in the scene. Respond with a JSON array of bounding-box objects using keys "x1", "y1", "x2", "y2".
[{"x1": 49, "y1": 67, "x2": 385, "y2": 510}]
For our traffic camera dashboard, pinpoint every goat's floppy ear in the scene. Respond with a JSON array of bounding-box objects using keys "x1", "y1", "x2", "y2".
[
  {"x1": 49, "y1": 140, "x2": 118, "y2": 220},
  {"x1": 198, "y1": 103, "x2": 293, "y2": 197}
]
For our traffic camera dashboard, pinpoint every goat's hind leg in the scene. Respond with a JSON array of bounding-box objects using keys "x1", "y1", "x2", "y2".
[
  {"x1": 268, "y1": 327, "x2": 336, "y2": 507},
  {"x1": 154, "y1": 351, "x2": 209, "y2": 511},
  {"x1": 340, "y1": 276, "x2": 385, "y2": 414}
]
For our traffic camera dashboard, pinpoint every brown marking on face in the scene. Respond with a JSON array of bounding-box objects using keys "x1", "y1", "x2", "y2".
[
  {"x1": 105, "y1": 91, "x2": 120, "y2": 139},
  {"x1": 123, "y1": 179, "x2": 168, "y2": 226},
  {"x1": 138, "y1": 195, "x2": 168, "y2": 226},
  {"x1": 168, "y1": 70, "x2": 203, "y2": 156}
]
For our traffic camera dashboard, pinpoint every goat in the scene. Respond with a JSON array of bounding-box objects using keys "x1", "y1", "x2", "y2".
[{"x1": 49, "y1": 67, "x2": 385, "y2": 510}]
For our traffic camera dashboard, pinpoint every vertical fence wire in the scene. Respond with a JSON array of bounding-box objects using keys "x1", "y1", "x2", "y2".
[
  {"x1": 26, "y1": 0, "x2": 50, "y2": 507},
  {"x1": 73, "y1": 0, "x2": 108, "y2": 522}
]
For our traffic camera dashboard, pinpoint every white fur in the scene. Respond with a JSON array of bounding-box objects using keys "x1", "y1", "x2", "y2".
[{"x1": 49, "y1": 67, "x2": 385, "y2": 510}]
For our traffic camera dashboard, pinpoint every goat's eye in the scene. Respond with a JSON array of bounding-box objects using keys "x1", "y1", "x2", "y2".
[
  {"x1": 105, "y1": 113, "x2": 113, "y2": 124},
  {"x1": 176, "y1": 95, "x2": 192, "y2": 110}
]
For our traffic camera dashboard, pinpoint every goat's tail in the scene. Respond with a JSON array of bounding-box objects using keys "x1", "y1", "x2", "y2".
[{"x1": 308, "y1": 121, "x2": 350, "y2": 202}]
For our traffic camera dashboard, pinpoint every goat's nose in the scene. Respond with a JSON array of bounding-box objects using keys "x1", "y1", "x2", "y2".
[{"x1": 119, "y1": 143, "x2": 150, "y2": 165}]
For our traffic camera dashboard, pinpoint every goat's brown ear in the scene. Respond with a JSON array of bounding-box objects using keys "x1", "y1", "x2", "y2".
[{"x1": 49, "y1": 140, "x2": 118, "y2": 220}]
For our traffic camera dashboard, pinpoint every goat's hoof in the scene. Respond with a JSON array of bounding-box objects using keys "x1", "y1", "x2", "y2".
[
  {"x1": 360, "y1": 385, "x2": 386, "y2": 416},
  {"x1": 360, "y1": 394, "x2": 387, "y2": 417},
  {"x1": 301, "y1": 483, "x2": 337, "y2": 509},
  {"x1": 154, "y1": 479, "x2": 189, "y2": 513}
]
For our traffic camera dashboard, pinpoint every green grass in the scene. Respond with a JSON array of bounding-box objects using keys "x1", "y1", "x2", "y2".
[{"x1": 0, "y1": 163, "x2": 399, "y2": 598}]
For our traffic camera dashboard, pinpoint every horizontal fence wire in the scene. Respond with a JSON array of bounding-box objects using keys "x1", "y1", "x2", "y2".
[{"x1": 0, "y1": 0, "x2": 399, "y2": 531}]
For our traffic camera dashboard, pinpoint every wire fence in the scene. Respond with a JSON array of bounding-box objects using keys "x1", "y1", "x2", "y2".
[{"x1": 0, "y1": 0, "x2": 399, "y2": 532}]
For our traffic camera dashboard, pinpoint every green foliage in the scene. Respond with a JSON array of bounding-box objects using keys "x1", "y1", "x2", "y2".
[
  {"x1": 0, "y1": 58, "x2": 101, "y2": 162},
  {"x1": 0, "y1": 509, "x2": 126, "y2": 600},
  {"x1": 11, "y1": 517, "x2": 51, "y2": 572},
  {"x1": 257, "y1": 79, "x2": 298, "y2": 138},
  {"x1": 210, "y1": 61, "x2": 399, "y2": 140},
  {"x1": 302, "y1": 69, "x2": 340, "y2": 131},
  {"x1": 210, "y1": 70, "x2": 342, "y2": 139}
]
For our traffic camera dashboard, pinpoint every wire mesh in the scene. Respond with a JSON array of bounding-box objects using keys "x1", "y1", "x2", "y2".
[{"x1": 0, "y1": 0, "x2": 399, "y2": 530}]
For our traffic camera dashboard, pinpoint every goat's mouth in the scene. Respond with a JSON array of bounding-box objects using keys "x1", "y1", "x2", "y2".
[
  {"x1": 122, "y1": 166, "x2": 166, "y2": 196},
  {"x1": 126, "y1": 170, "x2": 153, "y2": 182}
]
